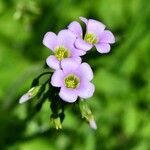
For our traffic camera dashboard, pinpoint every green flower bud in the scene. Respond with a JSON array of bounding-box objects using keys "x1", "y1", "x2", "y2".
[
  {"x1": 79, "y1": 100, "x2": 97, "y2": 130},
  {"x1": 52, "y1": 117, "x2": 62, "y2": 130},
  {"x1": 19, "y1": 85, "x2": 41, "y2": 104}
]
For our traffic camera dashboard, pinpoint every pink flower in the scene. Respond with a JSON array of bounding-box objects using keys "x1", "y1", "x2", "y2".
[
  {"x1": 51, "y1": 58, "x2": 95, "y2": 102},
  {"x1": 43, "y1": 29, "x2": 85, "y2": 70},
  {"x1": 68, "y1": 17, "x2": 115, "y2": 53}
]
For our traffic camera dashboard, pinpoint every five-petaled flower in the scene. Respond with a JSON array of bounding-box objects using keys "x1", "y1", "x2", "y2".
[
  {"x1": 43, "y1": 29, "x2": 86, "y2": 70},
  {"x1": 51, "y1": 58, "x2": 95, "y2": 102},
  {"x1": 68, "y1": 17, "x2": 115, "y2": 54}
]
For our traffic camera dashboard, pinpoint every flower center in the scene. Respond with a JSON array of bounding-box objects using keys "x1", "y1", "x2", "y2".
[
  {"x1": 84, "y1": 33, "x2": 98, "y2": 44},
  {"x1": 54, "y1": 46, "x2": 70, "y2": 61},
  {"x1": 64, "y1": 74, "x2": 80, "y2": 89}
]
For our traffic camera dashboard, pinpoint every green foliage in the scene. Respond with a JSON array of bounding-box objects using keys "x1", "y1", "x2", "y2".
[{"x1": 0, "y1": 0, "x2": 150, "y2": 149}]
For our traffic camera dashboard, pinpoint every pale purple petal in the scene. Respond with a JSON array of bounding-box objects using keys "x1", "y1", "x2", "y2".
[
  {"x1": 43, "y1": 32, "x2": 58, "y2": 51},
  {"x1": 58, "y1": 29, "x2": 76, "y2": 49},
  {"x1": 61, "y1": 58, "x2": 80, "y2": 73},
  {"x1": 75, "y1": 38, "x2": 93, "y2": 51},
  {"x1": 46, "y1": 55, "x2": 60, "y2": 70},
  {"x1": 68, "y1": 21, "x2": 82, "y2": 38},
  {"x1": 77, "y1": 81, "x2": 95, "y2": 99},
  {"x1": 77, "y1": 63, "x2": 93, "y2": 81},
  {"x1": 100, "y1": 30, "x2": 115, "y2": 44},
  {"x1": 71, "y1": 47, "x2": 86, "y2": 56},
  {"x1": 79, "y1": 16, "x2": 88, "y2": 24},
  {"x1": 72, "y1": 56, "x2": 82, "y2": 64},
  {"x1": 59, "y1": 87, "x2": 78, "y2": 102},
  {"x1": 87, "y1": 19, "x2": 105, "y2": 37},
  {"x1": 89, "y1": 119, "x2": 97, "y2": 130},
  {"x1": 19, "y1": 93, "x2": 31, "y2": 104},
  {"x1": 95, "y1": 43, "x2": 111, "y2": 53},
  {"x1": 51, "y1": 70, "x2": 64, "y2": 87}
]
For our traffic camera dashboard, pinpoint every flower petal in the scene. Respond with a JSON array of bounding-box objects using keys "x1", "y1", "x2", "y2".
[
  {"x1": 75, "y1": 38, "x2": 93, "y2": 51},
  {"x1": 19, "y1": 93, "x2": 31, "y2": 104},
  {"x1": 43, "y1": 32, "x2": 58, "y2": 51},
  {"x1": 71, "y1": 47, "x2": 86, "y2": 56},
  {"x1": 51, "y1": 70, "x2": 64, "y2": 87},
  {"x1": 79, "y1": 16, "x2": 88, "y2": 25},
  {"x1": 87, "y1": 19, "x2": 105, "y2": 37},
  {"x1": 46, "y1": 55, "x2": 60, "y2": 70},
  {"x1": 100, "y1": 30, "x2": 115, "y2": 44},
  {"x1": 59, "y1": 87, "x2": 78, "y2": 103},
  {"x1": 77, "y1": 63, "x2": 93, "y2": 81},
  {"x1": 95, "y1": 43, "x2": 111, "y2": 53},
  {"x1": 68, "y1": 21, "x2": 82, "y2": 38},
  {"x1": 58, "y1": 29, "x2": 76, "y2": 49},
  {"x1": 61, "y1": 58, "x2": 80, "y2": 73},
  {"x1": 89, "y1": 119, "x2": 97, "y2": 130},
  {"x1": 72, "y1": 56, "x2": 82, "y2": 64},
  {"x1": 77, "y1": 81, "x2": 95, "y2": 99}
]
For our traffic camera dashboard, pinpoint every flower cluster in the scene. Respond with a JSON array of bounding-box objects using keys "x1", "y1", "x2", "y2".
[
  {"x1": 43, "y1": 16, "x2": 115, "y2": 103},
  {"x1": 19, "y1": 17, "x2": 115, "y2": 130}
]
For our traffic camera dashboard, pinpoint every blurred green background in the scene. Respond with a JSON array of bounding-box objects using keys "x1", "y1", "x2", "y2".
[{"x1": 0, "y1": 0, "x2": 150, "y2": 149}]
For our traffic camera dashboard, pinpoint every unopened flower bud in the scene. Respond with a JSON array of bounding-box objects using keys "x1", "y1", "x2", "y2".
[
  {"x1": 79, "y1": 100, "x2": 97, "y2": 130},
  {"x1": 19, "y1": 85, "x2": 41, "y2": 104},
  {"x1": 52, "y1": 117, "x2": 62, "y2": 130},
  {"x1": 89, "y1": 116, "x2": 97, "y2": 130}
]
